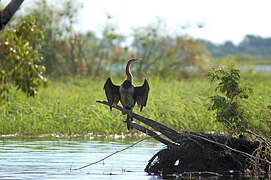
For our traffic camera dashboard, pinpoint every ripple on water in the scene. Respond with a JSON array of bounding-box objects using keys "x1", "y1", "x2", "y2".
[{"x1": 0, "y1": 138, "x2": 164, "y2": 180}]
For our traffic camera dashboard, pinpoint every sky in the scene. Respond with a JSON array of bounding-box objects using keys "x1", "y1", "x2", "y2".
[
  {"x1": 78, "y1": 0, "x2": 270, "y2": 45},
  {"x1": 2, "y1": 0, "x2": 271, "y2": 45}
]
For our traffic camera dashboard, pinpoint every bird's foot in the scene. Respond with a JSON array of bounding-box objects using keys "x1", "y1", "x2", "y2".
[
  {"x1": 123, "y1": 119, "x2": 135, "y2": 123},
  {"x1": 124, "y1": 118, "x2": 134, "y2": 130},
  {"x1": 123, "y1": 118, "x2": 129, "y2": 123}
]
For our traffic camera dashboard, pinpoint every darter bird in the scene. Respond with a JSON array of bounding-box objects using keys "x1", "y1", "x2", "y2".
[{"x1": 104, "y1": 58, "x2": 150, "y2": 130}]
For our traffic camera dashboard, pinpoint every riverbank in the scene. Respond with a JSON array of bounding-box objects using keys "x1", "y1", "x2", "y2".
[{"x1": 0, "y1": 75, "x2": 270, "y2": 137}]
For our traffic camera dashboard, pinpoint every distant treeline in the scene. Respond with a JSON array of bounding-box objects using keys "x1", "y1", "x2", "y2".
[
  {"x1": 2, "y1": 0, "x2": 271, "y2": 81},
  {"x1": 198, "y1": 35, "x2": 271, "y2": 58}
]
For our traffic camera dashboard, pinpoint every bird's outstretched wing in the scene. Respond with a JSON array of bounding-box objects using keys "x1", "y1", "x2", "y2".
[
  {"x1": 103, "y1": 78, "x2": 120, "y2": 110},
  {"x1": 135, "y1": 79, "x2": 150, "y2": 111}
]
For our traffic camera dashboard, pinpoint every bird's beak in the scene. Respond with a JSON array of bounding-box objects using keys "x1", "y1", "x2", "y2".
[{"x1": 128, "y1": 58, "x2": 140, "y2": 63}]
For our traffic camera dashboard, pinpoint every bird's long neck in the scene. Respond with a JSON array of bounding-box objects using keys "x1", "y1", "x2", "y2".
[{"x1": 125, "y1": 58, "x2": 137, "y2": 81}]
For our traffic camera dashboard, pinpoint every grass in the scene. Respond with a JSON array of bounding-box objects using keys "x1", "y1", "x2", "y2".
[{"x1": 0, "y1": 73, "x2": 271, "y2": 137}]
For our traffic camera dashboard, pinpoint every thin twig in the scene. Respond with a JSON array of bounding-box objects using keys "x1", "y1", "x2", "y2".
[
  {"x1": 188, "y1": 132, "x2": 271, "y2": 165},
  {"x1": 246, "y1": 130, "x2": 271, "y2": 146},
  {"x1": 72, "y1": 135, "x2": 153, "y2": 171}
]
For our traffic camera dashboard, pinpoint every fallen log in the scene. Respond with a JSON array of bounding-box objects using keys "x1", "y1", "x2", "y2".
[
  {"x1": 144, "y1": 132, "x2": 268, "y2": 177},
  {"x1": 97, "y1": 100, "x2": 271, "y2": 178}
]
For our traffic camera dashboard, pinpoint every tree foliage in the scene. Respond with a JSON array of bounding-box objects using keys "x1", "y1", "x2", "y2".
[
  {"x1": 17, "y1": 2, "x2": 210, "y2": 78},
  {"x1": 199, "y1": 35, "x2": 271, "y2": 58},
  {"x1": 26, "y1": 0, "x2": 84, "y2": 76},
  {"x1": 0, "y1": 15, "x2": 47, "y2": 104},
  {"x1": 128, "y1": 19, "x2": 210, "y2": 79},
  {"x1": 207, "y1": 65, "x2": 253, "y2": 135}
]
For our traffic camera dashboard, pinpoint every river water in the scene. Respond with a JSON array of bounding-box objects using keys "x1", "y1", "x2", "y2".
[{"x1": 0, "y1": 137, "x2": 165, "y2": 180}]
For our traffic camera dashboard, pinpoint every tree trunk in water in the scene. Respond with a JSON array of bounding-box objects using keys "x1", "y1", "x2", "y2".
[{"x1": 97, "y1": 100, "x2": 271, "y2": 178}]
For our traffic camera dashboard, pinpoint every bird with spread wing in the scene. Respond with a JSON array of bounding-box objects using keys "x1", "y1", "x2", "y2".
[{"x1": 104, "y1": 58, "x2": 150, "y2": 130}]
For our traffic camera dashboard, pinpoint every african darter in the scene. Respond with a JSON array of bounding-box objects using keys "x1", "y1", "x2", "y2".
[{"x1": 104, "y1": 58, "x2": 150, "y2": 130}]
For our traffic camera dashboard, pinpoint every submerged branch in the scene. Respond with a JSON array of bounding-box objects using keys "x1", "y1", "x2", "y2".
[{"x1": 72, "y1": 135, "x2": 153, "y2": 171}]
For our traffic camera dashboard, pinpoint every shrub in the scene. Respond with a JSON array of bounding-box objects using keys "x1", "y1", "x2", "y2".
[
  {"x1": 207, "y1": 64, "x2": 253, "y2": 135},
  {"x1": 0, "y1": 15, "x2": 47, "y2": 104}
]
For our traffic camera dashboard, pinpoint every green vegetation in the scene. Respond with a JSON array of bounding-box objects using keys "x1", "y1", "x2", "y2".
[
  {"x1": 207, "y1": 65, "x2": 253, "y2": 135},
  {"x1": 200, "y1": 35, "x2": 271, "y2": 58},
  {"x1": 0, "y1": 74, "x2": 270, "y2": 137},
  {"x1": 0, "y1": 16, "x2": 47, "y2": 104},
  {"x1": 0, "y1": 0, "x2": 270, "y2": 141},
  {"x1": 0, "y1": 78, "x2": 180, "y2": 135},
  {"x1": 0, "y1": 77, "x2": 214, "y2": 136},
  {"x1": 8, "y1": 0, "x2": 210, "y2": 79},
  {"x1": 1, "y1": 1, "x2": 270, "y2": 177}
]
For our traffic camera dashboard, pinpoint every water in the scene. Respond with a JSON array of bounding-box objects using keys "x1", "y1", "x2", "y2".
[
  {"x1": 241, "y1": 64, "x2": 271, "y2": 74},
  {"x1": 0, "y1": 137, "x2": 165, "y2": 180}
]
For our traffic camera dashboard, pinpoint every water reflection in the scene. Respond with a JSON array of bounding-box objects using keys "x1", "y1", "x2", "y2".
[{"x1": 0, "y1": 137, "x2": 164, "y2": 180}]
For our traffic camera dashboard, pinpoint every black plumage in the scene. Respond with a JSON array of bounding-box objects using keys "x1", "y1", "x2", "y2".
[{"x1": 104, "y1": 58, "x2": 150, "y2": 130}]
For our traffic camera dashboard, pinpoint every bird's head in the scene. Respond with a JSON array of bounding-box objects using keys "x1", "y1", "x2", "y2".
[{"x1": 127, "y1": 58, "x2": 139, "y2": 65}]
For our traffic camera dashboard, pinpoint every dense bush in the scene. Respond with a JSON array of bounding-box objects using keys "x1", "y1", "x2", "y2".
[{"x1": 0, "y1": 15, "x2": 47, "y2": 104}]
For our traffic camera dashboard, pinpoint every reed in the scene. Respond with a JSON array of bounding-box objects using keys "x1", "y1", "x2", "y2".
[{"x1": 0, "y1": 75, "x2": 270, "y2": 137}]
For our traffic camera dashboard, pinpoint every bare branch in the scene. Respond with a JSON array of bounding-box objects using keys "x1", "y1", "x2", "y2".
[
  {"x1": 0, "y1": 0, "x2": 24, "y2": 31},
  {"x1": 130, "y1": 119, "x2": 179, "y2": 148},
  {"x1": 188, "y1": 132, "x2": 271, "y2": 165},
  {"x1": 96, "y1": 100, "x2": 181, "y2": 143},
  {"x1": 96, "y1": 100, "x2": 179, "y2": 148}
]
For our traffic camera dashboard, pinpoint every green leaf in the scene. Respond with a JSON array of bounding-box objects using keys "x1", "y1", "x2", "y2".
[{"x1": 0, "y1": 15, "x2": 47, "y2": 104}]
